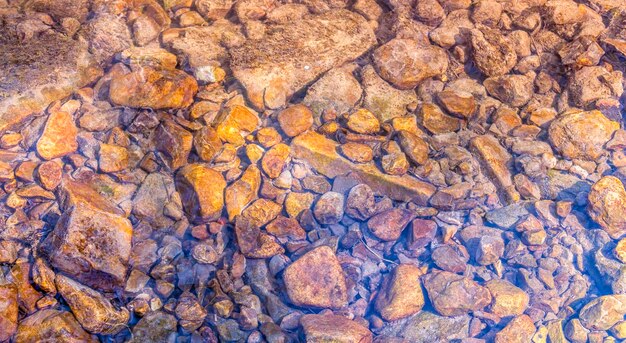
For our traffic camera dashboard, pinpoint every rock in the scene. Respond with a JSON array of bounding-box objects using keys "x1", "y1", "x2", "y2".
[
  {"x1": 242, "y1": 198, "x2": 282, "y2": 227},
  {"x1": 340, "y1": 142, "x2": 374, "y2": 163},
  {"x1": 175, "y1": 291, "x2": 207, "y2": 332},
  {"x1": 266, "y1": 216, "x2": 306, "y2": 240},
  {"x1": 56, "y1": 275, "x2": 129, "y2": 334},
  {"x1": 475, "y1": 235, "x2": 504, "y2": 265},
  {"x1": 548, "y1": 110, "x2": 619, "y2": 160},
  {"x1": 235, "y1": 216, "x2": 284, "y2": 258},
  {"x1": 419, "y1": 103, "x2": 462, "y2": 134},
  {"x1": 154, "y1": 119, "x2": 193, "y2": 170},
  {"x1": 225, "y1": 165, "x2": 261, "y2": 220},
  {"x1": 40, "y1": 187, "x2": 132, "y2": 291},
  {"x1": 277, "y1": 104, "x2": 313, "y2": 137},
  {"x1": 36, "y1": 105, "x2": 78, "y2": 160},
  {"x1": 422, "y1": 270, "x2": 492, "y2": 316},
  {"x1": 381, "y1": 151, "x2": 409, "y2": 175},
  {"x1": 373, "y1": 39, "x2": 448, "y2": 89},
  {"x1": 82, "y1": 13, "x2": 132, "y2": 64},
  {"x1": 176, "y1": 164, "x2": 226, "y2": 222},
  {"x1": 0, "y1": 284, "x2": 18, "y2": 341},
  {"x1": 470, "y1": 134, "x2": 519, "y2": 204},
  {"x1": 229, "y1": 10, "x2": 376, "y2": 109},
  {"x1": 346, "y1": 109, "x2": 380, "y2": 134},
  {"x1": 194, "y1": 126, "x2": 222, "y2": 162},
  {"x1": 129, "y1": 311, "x2": 178, "y2": 343},
  {"x1": 291, "y1": 131, "x2": 435, "y2": 204},
  {"x1": 431, "y1": 244, "x2": 469, "y2": 273},
  {"x1": 579, "y1": 295, "x2": 626, "y2": 330},
  {"x1": 494, "y1": 315, "x2": 536, "y2": 343},
  {"x1": 283, "y1": 246, "x2": 347, "y2": 309},
  {"x1": 216, "y1": 105, "x2": 260, "y2": 145},
  {"x1": 485, "y1": 279, "x2": 529, "y2": 317},
  {"x1": 376, "y1": 311, "x2": 470, "y2": 342},
  {"x1": 568, "y1": 66, "x2": 623, "y2": 108},
  {"x1": 367, "y1": 208, "x2": 414, "y2": 241},
  {"x1": 303, "y1": 66, "x2": 362, "y2": 120},
  {"x1": 397, "y1": 130, "x2": 429, "y2": 165},
  {"x1": 109, "y1": 67, "x2": 198, "y2": 109},
  {"x1": 0, "y1": 30, "x2": 101, "y2": 136},
  {"x1": 588, "y1": 176, "x2": 626, "y2": 240},
  {"x1": 484, "y1": 75, "x2": 533, "y2": 107},
  {"x1": 564, "y1": 319, "x2": 589, "y2": 343},
  {"x1": 300, "y1": 314, "x2": 372, "y2": 343},
  {"x1": 313, "y1": 191, "x2": 345, "y2": 225},
  {"x1": 361, "y1": 65, "x2": 417, "y2": 123},
  {"x1": 345, "y1": 184, "x2": 376, "y2": 220},
  {"x1": 37, "y1": 160, "x2": 62, "y2": 191},
  {"x1": 133, "y1": 173, "x2": 178, "y2": 229},
  {"x1": 262, "y1": 143, "x2": 290, "y2": 179},
  {"x1": 15, "y1": 309, "x2": 96, "y2": 343},
  {"x1": 407, "y1": 219, "x2": 437, "y2": 250},
  {"x1": 98, "y1": 143, "x2": 128, "y2": 173},
  {"x1": 375, "y1": 264, "x2": 425, "y2": 321},
  {"x1": 470, "y1": 26, "x2": 517, "y2": 77},
  {"x1": 437, "y1": 89, "x2": 476, "y2": 118}
]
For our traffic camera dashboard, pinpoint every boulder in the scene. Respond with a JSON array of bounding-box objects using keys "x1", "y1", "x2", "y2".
[{"x1": 548, "y1": 110, "x2": 619, "y2": 160}]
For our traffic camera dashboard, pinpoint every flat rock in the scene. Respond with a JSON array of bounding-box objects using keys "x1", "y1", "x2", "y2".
[
  {"x1": 579, "y1": 295, "x2": 626, "y2": 330},
  {"x1": 422, "y1": 270, "x2": 492, "y2": 317},
  {"x1": 225, "y1": 165, "x2": 261, "y2": 220},
  {"x1": 470, "y1": 25, "x2": 517, "y2": 77},
  {"x1": 132, "y1": 173, "x2": 178, "y2": 229},
  {"x1": 484, "y1": 74, "x2": 533, "y2": 107},
  {"x1": 367, "y1": 208, "x2": 415, "y2": 241},
  {"x1": 361, "y1": 65, "x2": 417, "y2": 123},
  {"x1": 277, "y1": 104, "x2": 314, "y2": 137},
  {"x1": 291, "y1": 131, "x2": 435, "y2": 204},
  {"x1": 0, "y1": 284, "x2": 18, "y2": 341},
  {"x1": 375, "y1": 264, "x2": 425, "y2": 321},
  {"x1": 229, "y1": 9, "x2": 376, "y2": 109},
  {"x1": 235, "y1": 216, "x2": 284, "y2": 258},
  {"x1": 376, "y1": 310, "x2": 470, "y2": 342},
  {"x1": 485, "y1": 279, "x2": 529, "y2": 317},
  {"x1": 36, "y1": 105, "x2": 79, "y2": 160},
  {"x1": 303, "y1": 66, "x2": 363, "y2": 121},
  {"x1": 300, "y1": 314, "x2": 373, "y2": 343},
  {"x1": 154, "y1": 119, "x2": 193, "y2": 170},
  {"x1": 470, "y1": 134, "x2": 520, "y2": 204},
  {"x1": 283, "y1": 246, "x2": 347, "y2": 309},
  {"x1": 15, "y1": 309, "x2": 97, "y2": 343},
  {"x1": 494, "y1": 315, "x2": 536, "y2": 343},
  {"x1": 129, "y1": 311, "x2": 178, "y2": 343},
  {"x1": 175, "y1": 164, "x2": 226, "y2": 223},
  {"x1": 548, "y1": 110, "x2": 619, "y2": 160},
  {"x1": 56, "y1": 275, "x2": 129, "y2": 334},
  {"x1": 588, "y1": 176, "x2": 626, "y2": 239}
]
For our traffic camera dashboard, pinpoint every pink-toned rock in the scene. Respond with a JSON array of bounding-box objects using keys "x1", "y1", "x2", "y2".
[
  {"x1": 300, "y1": 314, "x2": 373, "y2": 343},
  {"x1": 588, "y1": 176, "x2": 626, "y2": 239},
  {"x1": 176, "y1": 164, "x2": 226, "y2": 223},
  {"x1": 422, "y1": 270, "x2": 492, "y2": 317},
  {"x1": 375, "y1": 264, "x2": 425, "y2": 321}
]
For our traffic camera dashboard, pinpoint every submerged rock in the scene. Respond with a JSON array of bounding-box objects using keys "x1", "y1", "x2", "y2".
[
  {"x1": 588, "y1": 176, "x2": 626, "y2": 239},
  {"x1": 300, "y1": 314, "x2": 373, "y2": 343},
  {"x1": 548, "y1": 110, "x2": 619, "y2": 160},
  {"x1": 15, "y1": 309, "x2": 97, "y2": 343}
]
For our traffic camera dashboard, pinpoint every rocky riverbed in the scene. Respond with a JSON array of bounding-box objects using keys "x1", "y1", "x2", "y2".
[{"x1": 1, "y1": 0, "x2": 626, "y2": 342}]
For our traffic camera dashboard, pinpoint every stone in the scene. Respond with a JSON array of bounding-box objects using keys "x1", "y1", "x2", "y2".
[
  {"x1": 277, "y1": 104, "x2": 314, "y2": 137},
  {"x1": 470, "y1": 25, "x2": 517, "y2": 77},
  {"x1": 568, "y1": 66, "x2": 623, "y2": 108},
  {"x1": 284, "y1": 192, "x2": 316, "y2": 218},
  {"x1": 37, "y1": 160, "x2": 62, "y2": 190},
  {"x1": 345, "y1": 184, "x2": 376, "y2": 221},
  {"x1": 175, "y1": 292, "x2": 207, "y2": 332},
  {"x1": 40, "y1": 192, "x2": 132, "y2": 291},
  {"x1": 83, "y1": 13, "x2": 133, "y2": 64},
  {"x1": 347, "y1": 109, "x2": 380, "y2": 134},
  {"x1": 381, "y1": 152, "x2": 409, "y2": 175},
  {"x1": 470, "y1": 134, "x2": 520, "y2": 204},
  {"x1": 194, "y1": 126, "x2": 222, "y2": 162},
  {"x1": 375, "y1": 264, "x2": 425, "y2": 321},
  {"x1": 230, "y1": 10, "x2": 376, "y2": 109},
  {"x1": 118, "y1": 47, "x2": 178, "y2": 70},
  {"x1": 548, "y1": 110, "x2": 619, "y2": 160},
  {"x1": 37, "y1": 106, "x2": 78, "y2": 160},
  {"x1": 225, "y1": 165, "x2": 261, "y2": 220},
  {"x1": 262, "y1": 143, "x2": 290, "y2": 179},
  {"x1": 15, "y1": 309, "x2": 96, "y2": 343},
  {"x1": 313, "y1": 191, "x2": 345, "y2": 225},
  {"x1": 303, "y1": 66, "x2": 362, "y2": 120},
  {"x1": 300, "y1": 314, "x2": 372, "y2": 343},
  {"x1": 56, "y1": 275, "x2": 129, "y2": 334},
  {"x1": 422, "y1": 270, "x2": 492, "y2": 317},
  {"x1": 484, "y1": 75, "x2": 533, "y2": 107},
  {"x1": 564, "y1": 319, "x2": 589, "y2": 343},
  {"x1": 368, "y1": 208, "x2": 414, "y2": 241},
  {"x1": 419, "y1": 103, "x2": 462, "y2": 134},
  {"x1": 361, "y1": 65, "x2": 417, "y2": 123},
  {"x1": 154, "y1": 119, "x2": 193, "y2": 170},
  {"x1": 0, "y1": 29, "x2": 101, "y2": 136},
  {"x1": 495, "y1": 315, "x2": 536, "y2": 343},
  {"x1": 133, "y1": 173, "x2": 178, "y2": 229},
  {"x1": 129, "y1": 311, "x2": 178, "y2": 343},
  {"x1": 176, "y1": 164, "x2": 226, "y2": 222},
  {"x1": 266, "y1": 216, "x2": 306, "y2": 240},
  {"x1": 437, "y1": 89, "x2": 476, "y2": 118},
  {"x1": 242, "y1": 198, "x2": 282, "y2": 227},
  {"x1": 340, "y1": 142, "x2": 374, "y2": 163},
  {"x1": 376, "y1": 310, "x2": 470, "y2": 342},
  {"x1": 431, "y1": 244, "x2": 469, "y2": 273},
  {"x1": 485, "y1": 279, "x2": 529, "y2": 317},
  {"x1": 283, "y1": 246, "x2": 347, "y2": 309},
  {"x1": 235, "y1": 216, "x2": 284, "y2": 258},
  {"x1": 109, "y1": 67, "x2": 198, "y2": 109},
  {"x1": 98, "y1": 143, "x2": 128, "y2": 173},
  {"x1": 397, "y1": 130, "x2": 429, "y2": 165},
  {"x1": 588, "y1": 176, "x2": 626, "y2": 239},
  {"x1": 579, "y1": 295, "x2": 626, "y2": 330},
  {"x1": 0, "y1": 284, "x2": 18, "y2": 341},
  {"x1": 373, "y1": 39, "x2": 448, "y2": 90},
  {"x1": 291, "y1": 132, "x2": 435, "y2": 204},
  {"x1": 408, "y1": 219, "x2": 437, "y2": 250},
  {"x1": 216, "y1": 105, "x2": 260, "y2": 145}
]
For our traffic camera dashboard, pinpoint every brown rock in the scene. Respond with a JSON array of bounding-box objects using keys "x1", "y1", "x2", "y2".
[
  {"x1": 568, "y1": 66, "x2": 623, "y2": 108},
  {"x1": 422, "y1": 270, "x2": 492, "y2": 316},
  {"x1": 431, "y1": 244, "x2": 469, "y2": 273},
  {"x1": 283, "y1": 246, "x2": 348, "y2": 309},
  {"x1": 484, "y1": 75, "x2": 533, "y2": 107},
  {"x1": 470, "y1": 26, "x2": 517, "y2": 77},
  {"x1": 548, "y1": 110, "x2": 619, "y2": 160},
  {"x1": 15, "y1": 309, "x2": 97, "y2": 343},
  {"x1": 373, "y1": 39, "x2": 448, "y2": 90},
  {"x1": 176, "y1": 164, "x2": 226, "y2": 222},
  {"x1": 242, "y1": 198, "x2": 282, "y2": 227},
  {"x1": 225, "y1": 165, "x2": 261, "y2": 220},
  {"x1": 277, "y1": 104, "x2": 314, "y2": 137},
  {"x1": 235, "y1": 215, "x2": 284, "y2": 258},
  {"x1": 579, "y1": 295, "x2": 626, "y2": 331},
  {"x1": 262, "y1": 143, "x2": 290, "y2": 179},
  {"x1": 291, "y1": 132, "x2": 435, "y2": 203},
  {"x1": 407, "y1": 219, "x2": 437, "y2": 250},
  {"x1": 175, "y1": 291, "x2": 207, "y2": 332},
  {"x1": 361, "y1": 65, "x2": 417, "y2": 123},
  {"x1": 485, "y1": 279, "x2": 529, "y2": 317},
  {"x1": 0, "y1": 284, "x2": 18, "y2": 341},
  {"x1": 470, "y1": 134, "x2": 520, "y2": 204},
  {"x1": 303, "y1": 66, "x2": 363, "y2": 120},
  {"x1": 494, "y1": 315, "x2": 536, "y2": 343},
  {"x1": 37, "y1": 161, "x2": 62, "y2": 191},
  {"x1": 155, "y1": 119, "x2": 193, "y2": 170},
  {"x1": 345, "y1": 184, "x2": 376, "y2": 221},
  {"x1": 346, "y1": 109, "x2": 380, "y2": 134},
  {"x1": 194, "y1": 126, "x2": 222, "y2": 162},
  {"x1": 375, "y1": 264, "x2": 425, "y2": 321},
  {"x1": 368, "y1": 208, "x2": 414, "y2": 241},
  {"x1": 300, "y1": 314, "x2": 373, "y2": 343},
  {"x1": 313, "y1": 191, "x2": 345, "y2": 225},
  {"x1": 56, "y1": 275, "x2": 129, "y2": 334},
  {"x1": 588, "y1": 176, "x2": 626, "y2": 239},
  {"x1": 98, "y1": 143, "x2": 128, "y2": 173},
  {"x1": 437, "y1": 89, "x2": 476, "y2": 118},
  {"x1": 216, "y1": 105, "x2": 260, "y2": 146},
  {"x1": 266, "y1": 216, "x2": 306, "y2": 240},
  {"x1": 340, "y1": 142, "x2": 374, "y2": 163},
  {"x1": 109, "y1": 67, "x2": 198, "y2": 109},
  {"x1": 396, "y1": 130, "x2": 429, "y2": 165},
  {"x1": 37, "y1": 106, "x2": 78, "y2": 160},
  {"x1": 419, "y1": 103, "x2": 462, "y2": 134}
]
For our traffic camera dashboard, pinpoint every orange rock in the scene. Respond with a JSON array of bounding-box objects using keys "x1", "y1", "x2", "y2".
[
  {"x1": 375, "y1": 264, "x2": 425, "y2": 321},
  {"x1": 277, "y1": 104, "x2": 314, "y2": 137},
  {"x1": 494, "y1": 315, "x2": 536, "y2": 343},
  {"x1": 176, "y1": 163, "x2": 226, "y2": 222},
  {"x1": 588, "y1": 176, "x2": 626, "y2": 239},
  {"x1": 0, "y1": 284, "x2": 18, "y2": 341},
  {"x1": 36, "y1": 106, "x2": 78, "y2": 160},
  {"x1": 300, "y1": 314, "x2": 373, "y2": 343}
]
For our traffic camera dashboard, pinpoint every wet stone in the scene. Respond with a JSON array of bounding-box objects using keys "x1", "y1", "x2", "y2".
[
  {"x1": 313, "y1": 191, "x2": 345, "y2": 225},
  {"x1": 422, "y1": 270, "x2": 492, "y2": 317},
  {"x1": 368, "y1": 208, "x2": 414, "y2": 241},
  {"x1": 176, "y1": 164, "x2": 226, "y2": 223},
  {"x1": 588, "y1": 176, "x2": 626, "y2": 239},
  {"x1": 375, "y1": 264, "x2": 425, "y2": 321},
  {"x1": 300, "y1": 313, "x2": 373, "y2": 343}
]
